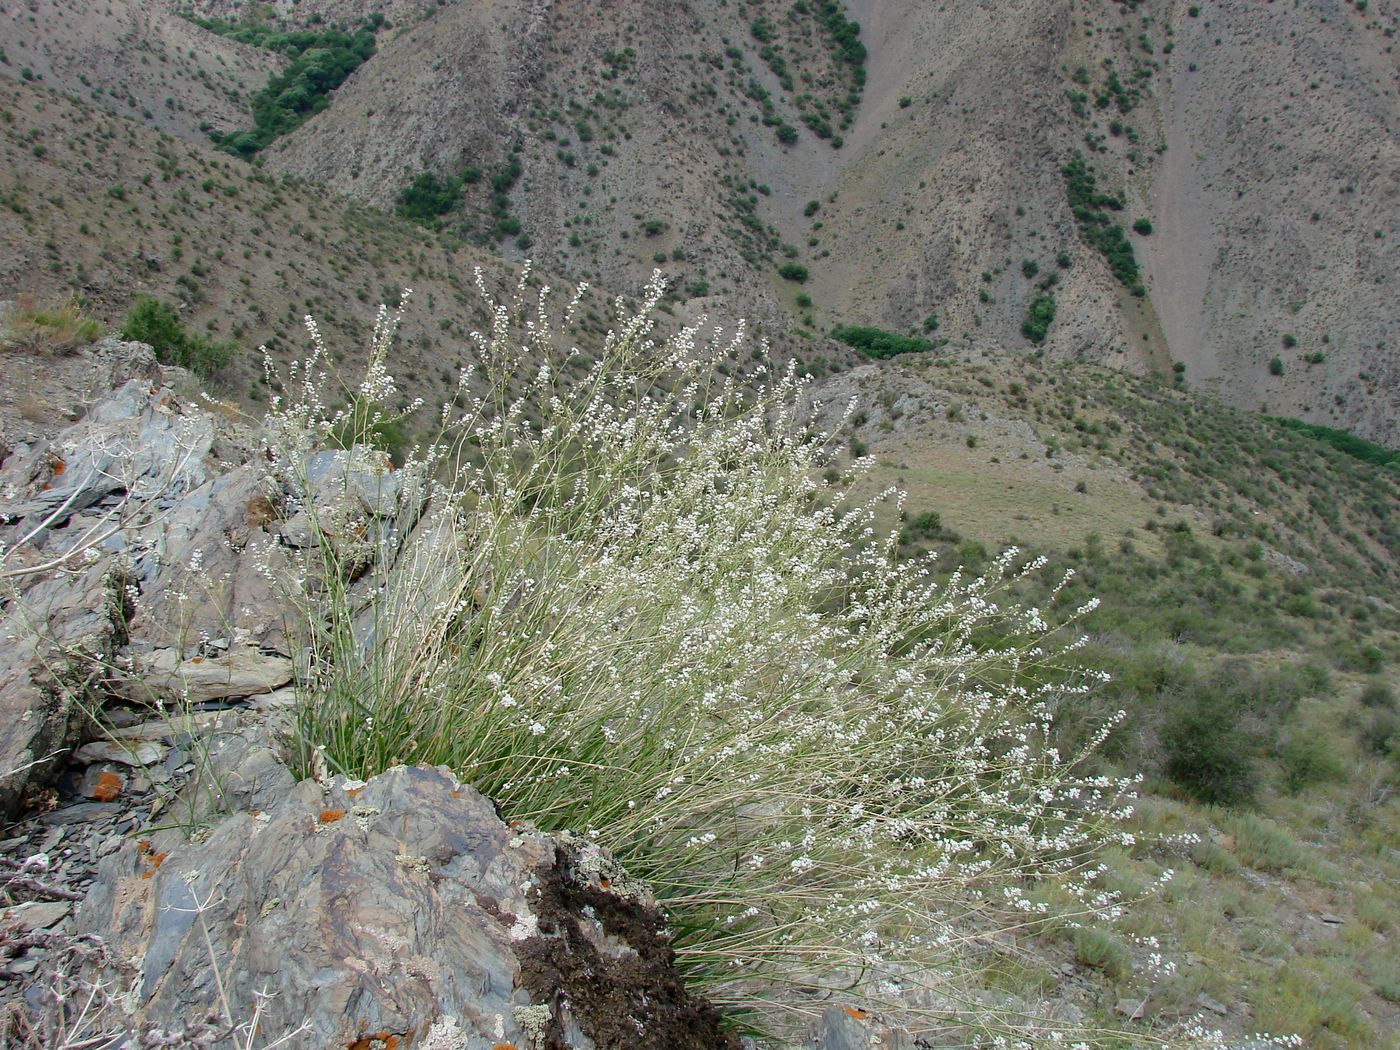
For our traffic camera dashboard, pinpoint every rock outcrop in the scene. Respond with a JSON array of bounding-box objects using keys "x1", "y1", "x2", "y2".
[
  {"x1": 0, "y1": 357, "x2": 746, "y2": 1049},
  {"x1": 78, "y1": 741, "x2": 738, "y2": 1050}
]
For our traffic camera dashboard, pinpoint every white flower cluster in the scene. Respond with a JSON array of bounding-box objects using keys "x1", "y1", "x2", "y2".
[{"x1": 269, "y1": 266, "x2": 1158, "y2": 1044}]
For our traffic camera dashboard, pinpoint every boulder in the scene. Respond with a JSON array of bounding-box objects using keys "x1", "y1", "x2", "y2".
[
  {"x1": 0, "y1": 561, "x2": 129, "y2": 820},
  {"x1": 78, "y1": 745, "x2": 738, "y2": 1050},
  {"x1": 123, "y1": 465, "x2": 291, "y2": 652},
  {"x1": 0, "y1": 379, "x2": 214, "y2": 531},
  {"x1": 112, "y1": 646, "x2": 293, "y2": 705}
]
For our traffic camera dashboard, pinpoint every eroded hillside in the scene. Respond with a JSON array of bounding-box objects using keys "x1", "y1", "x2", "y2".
[{"x1": 2, "y1": 0, "x2": 1396, "y2": 440}]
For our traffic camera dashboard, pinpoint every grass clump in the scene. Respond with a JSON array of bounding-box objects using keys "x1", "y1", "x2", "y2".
[
  {"x1": 1072, "y1": 926, "x2": 1132, "y2": 981},
  {"x1": 266, "y1": 270, "x2": 1140, "y2": 1041},
  {"x1": 1, "y1": 295, "x2": 102, "y2": 353}
]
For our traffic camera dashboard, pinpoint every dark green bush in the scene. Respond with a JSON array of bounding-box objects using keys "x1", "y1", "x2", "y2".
[
  {"x1": 1021, "y1": 294, "x2": 1056, "y2": 344},
  {"x1": 1278, "y1": 732, "x2": 1345, "y2": 792},
  {"x1": 1268, "y1": 417, "x2": 1400, "y2": 468},
  {"x1": 1360, "y1": 683, "x2": 1396, "y2": 709},
  {"x1": 778, "y1": 262, "x2": 809, "y2": 283},
  {"x1": 1062, "y1": 154, "x2": 1144, "y2": 295},
  {"x1": 199, "y1": 19, "x2": 378, "y2": 157},
  {"x1": 396, "y1": 172, "x2": 462, "y2": 225},
  {"x1": 120, "y1": 298, "x2": 233, "y2": 380},
  {"x1": 830, "y1": 325, "x2": 935, "y2": 359},
  {"x1": 1360, "y1": 711, "x2": 1397, "y2": 756},
  {"x1": 1163, "y1": 696, "x2": 1257, "y2": 804}
]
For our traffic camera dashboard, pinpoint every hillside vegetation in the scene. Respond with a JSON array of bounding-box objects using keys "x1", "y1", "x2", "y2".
[
  {"x1": 2, "y1": 0, "x2": 1395, "y2": 440},
  {"x1": 0, "y1": 0, "x2": 1397, "y2": 1044},
  {"x1": 812, "y1": 351, "x2": 1400, "y2": 1046}
]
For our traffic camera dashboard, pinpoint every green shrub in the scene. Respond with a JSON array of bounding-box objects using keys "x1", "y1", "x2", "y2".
[
  {"x1": 1360, "y1": 711, "x2": 1398, "y2": 756},
  {"x1": 1268, "y1": 417, "x2": 1400, "y2": 467},
  {"x1": 777, "y1": 262, "x2": 809, "y2": 282},
  {"x1": 120, "y1": 297, "x2": 233, "y2": 380},
  {"x1": 830, "y1": 324, "x2": 935, "y2": 358},
  {"x1": 1162, "y1": 696, "x2": 1256, "y2": 804},
  {"x1": 396, "y1": 172, "x2": 463, "y2": 225},
  {"x1": 1278, "y1": 731, "x2": 1345, "y2": 792},
  {"x1": 197, "y1": 18, "x2": 378, "y2": 157},
  {"x1": 1021, "y1": 294, "x2": 1056, "y2": 344},
  {"x1": 1360, "y1": 683, "x2": 1396, "y2": 708},
  {"x1": 1072, "y1": 927, "x2": 1131, "y2": 980},
  {"x1": 1269, "y1": 356, "x2": 1285, "y2": 376},
  {"x1": 1062, "y1": 153, "x2": 1144, "y2": 295},
  {"x1": 1133, "y1": 218, "x2": 1153, "y2": 235}
]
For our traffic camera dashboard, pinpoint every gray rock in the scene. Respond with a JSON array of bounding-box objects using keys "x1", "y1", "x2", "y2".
[
  {"x1": 0, "y1": 380, "x2": 214, "y2": 531},
  {"x1": 72, "y1": 739, "x2": 166, "y2": 767},
  {"x1": 38, "y1": 802, "x2": 118, "y2": 825},
  {"x1": 1114, "y1": 997, "x2": 1148, "y2": 1020},
  {"x1": 809, "y1": 1005, "x2": 916, "y2": 1049},
  {"x1": 0, "y1": 561, "x2": 129, "y2": 820},
  {"x1": 1195, "y1": 993, "x2": 1229, "y2": 1016},
  {"x1": 113, "y1": 647, "x2": 293, "y2": 704},
  {"x1": 78, "y1": 764, "x2": 127, "y2": 801},
  {"x1": 2, "y1": 900, "x2": 72, "y2": 932},
  {"x1": 124, "y1": 465, "x2": 290, "y2": 651},
  {"x1": 79, "y1": 753, "x2": 738, "y2": 1050}
]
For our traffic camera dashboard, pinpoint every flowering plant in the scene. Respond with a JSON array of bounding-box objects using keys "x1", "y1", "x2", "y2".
[{"x1": 269, "y1": 268, "x2": 1148, "y2": 1042}]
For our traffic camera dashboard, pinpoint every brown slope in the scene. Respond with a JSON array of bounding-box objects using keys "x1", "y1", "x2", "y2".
[
  {"x1": 1143, "y1": 0, "x2": 1400, "y2": 443},
  {"x1": 0, "y1": 0, "x2": 279, "y2": 141}
]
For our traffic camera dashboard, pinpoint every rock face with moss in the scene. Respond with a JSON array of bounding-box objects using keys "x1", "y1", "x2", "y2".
[{"x1": 78, "y1": 744, "x2": 737, "y2": 1050}]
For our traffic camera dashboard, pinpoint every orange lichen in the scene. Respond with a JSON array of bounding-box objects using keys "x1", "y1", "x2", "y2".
[
  {"x1": 842, "y1": 1006, "x2": 869, "y2": 1020},
  {"x1": 493, "y1": 1044, "x2": 519, "y2": 1050},
  {"x1": 138, "y1": 851, "x2": 168, "y2": 879},
  {"x1": 319, "y1": 809, "x2": 346, "y2": 823},
  {"x1": 89, "y1": 771, "x2": 123, "y2": 803},
  {"x1": 599, "y1": 878, "x2": 611, "y2": 889},
  {"x1": 345, "y1": 1034, "x2": 400, "y2": 1050},
  {"x1": 345, "y1": 785, "x2": 366, "y2": 798},
  {"x1": 48, "y1": 455, "x2": 66, "y2": 476},
  {"x1": 244, "y1": 493, "x2": 277, "y2": 528}
]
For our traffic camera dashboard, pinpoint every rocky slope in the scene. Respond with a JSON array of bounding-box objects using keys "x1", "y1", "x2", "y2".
[{"x1": 2, "y1": 0, "x2": 1395, "y2": 440}]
